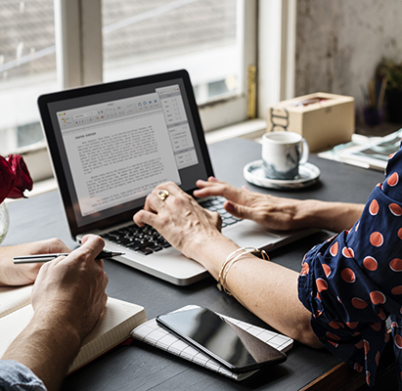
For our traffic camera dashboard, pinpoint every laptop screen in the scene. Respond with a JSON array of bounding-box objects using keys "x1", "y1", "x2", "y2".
[{"x1": 38, "y1": 70, "x2": 213, "y2": 237}]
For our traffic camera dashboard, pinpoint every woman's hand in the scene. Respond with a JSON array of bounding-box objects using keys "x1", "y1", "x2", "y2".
[
  {"x1": 0, "y1": 238, "x2": 71, "y2": 286},
  {"x1": 133, "y1": 182, "x2": 227, "y2": 262},
  {"x1": 194, "y1": 177, "x2": 308, "y2": 231},
  {"x1": 194, "y1": 177, "x2": 364, "y2": 233}
]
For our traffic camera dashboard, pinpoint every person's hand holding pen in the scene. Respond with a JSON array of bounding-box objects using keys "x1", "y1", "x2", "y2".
[
  {"x1": 0, "y1": 236, "x2": 123, "y2": 287},
  {"x1": 3, "y1": 234, "x2": 109, "y2": 391}
]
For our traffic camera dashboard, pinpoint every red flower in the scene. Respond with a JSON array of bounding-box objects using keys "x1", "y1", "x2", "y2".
[
  {"x1": 6, "y1": 155, "x2": 33, "y2": 199},
  {"x1": 0, "y1": 156, "x2": 15, "y2": 204}
]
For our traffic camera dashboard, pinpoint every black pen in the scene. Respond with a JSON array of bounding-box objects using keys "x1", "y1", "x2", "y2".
[{"x1": 13, "y1": 250, "x2": 125, "y2": 264}]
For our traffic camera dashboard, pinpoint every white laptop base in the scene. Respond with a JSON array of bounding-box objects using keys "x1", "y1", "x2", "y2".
[{"x1": 78, "y1": 220, "x2": 317, "y2": 286}]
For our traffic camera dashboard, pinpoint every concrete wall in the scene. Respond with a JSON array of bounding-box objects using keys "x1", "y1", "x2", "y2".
[{"x1": 295, "y1": 0, "x2": 402, "y2": 109}]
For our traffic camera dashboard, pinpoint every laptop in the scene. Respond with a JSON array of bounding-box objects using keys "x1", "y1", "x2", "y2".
[{"x1": 38, "y1": 69, "x2": 315, "y2": 286}]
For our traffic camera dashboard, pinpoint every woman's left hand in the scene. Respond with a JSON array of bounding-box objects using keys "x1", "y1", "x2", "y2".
[{"x1": 133, "y1": 182, "x2": 224, "y2": 261}]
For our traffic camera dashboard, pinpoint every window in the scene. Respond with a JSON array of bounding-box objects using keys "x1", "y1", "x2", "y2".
[
  {"x1": 0, "y1": 0, "x2": 57, "y2": 155},
  {"x1": 0, "y1": 0, "x2": 259, "y2": 178},
  {"x1": 102, "y1": 0, "x2": 241, "y2": 104}
]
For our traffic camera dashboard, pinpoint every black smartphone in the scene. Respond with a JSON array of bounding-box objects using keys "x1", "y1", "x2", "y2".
[{"x1": 156, "y1": 307, "x2": 287, "y2": 373}]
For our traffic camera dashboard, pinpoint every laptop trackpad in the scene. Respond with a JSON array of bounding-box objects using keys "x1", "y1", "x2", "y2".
[{"x1": 223, "y1": 219, "x2": 312, "y2": 251}]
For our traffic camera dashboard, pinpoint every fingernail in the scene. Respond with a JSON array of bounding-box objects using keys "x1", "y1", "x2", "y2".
[
  {"x1": 209, "y1": 176, "x2": 218, "y2": 182},
  {"x1": 225, "y1": 201, "x2": 234, "y2": 212}
]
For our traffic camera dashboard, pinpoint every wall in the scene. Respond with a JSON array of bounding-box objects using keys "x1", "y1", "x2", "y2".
[{"x1": 295, "y1": 0, "x2": 402, "y2": 110}]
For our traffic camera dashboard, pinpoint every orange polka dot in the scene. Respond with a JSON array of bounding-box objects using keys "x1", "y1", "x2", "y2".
[
  {"x1": 316, "y1": 278, "x2": 328, "y2": 292},
  {"x1": 389, "y1": 203, "x2": 402, "y2": 216},
  {"x1": 363, "y1": 256, "x2": 378, "y2": 271},
  {"x1": 322, "y1": 263, "x2": 331, "y2": 277},
  {"x1": 398, "y1": 228, "x2": 402, "y2": 240},
  {"x1": 328, "y1": 340, "x2": 338, "y2": 348},
  {"x1": 352, "y1": 297, "x2": 368, "y2": 309},
  {"x1": 369, "y1": 322, "x2": 381, "y2": 332},
  {"x1": 300, "y1": 262, "x2": 309, "y2": 276},
  {"x1": 388, "y1": 172, "x2": 399, "y2": 187},
  {"x1": 330, "y1": 242, "x2": 339, "y2": 256},
  {"x1": 376, "y1": 182, "x2": 383, "y2": 190},
  {"x1": 341, "y1": 268, "x2": 356, "y2": 283},
  {"x1": 355, "y1": 340, "x2": 364, "y2": 349},
  {"x1": 364, "y1": 340, "x2": 370, "y2": 355},
  {"x1": 392, "y1": 322, "x2": 399, "y2": 329},
  {"x1": 370, "y1": 232, "x2": 384, "y2": 247},
  {"x1": 395, "y1": 334, "x2": 402, "y2": 349},
  {"x1": 347, "y1": 321, "x2": 359, "y2": 329},
  {"x1": 314, "y1": 310, "x2": 322, "y2": 318},
  {"x1": 326, "y1": 332, "x2": 341, "y2": 341},
  {"x1": 378, "y1": 308, "x2": 386, "y2": 320},
  {"x1": 342, "y1": 247, "x2": 355, "y2": 258},
  {"x1": 389, "y1": 152, "x2": 396, "y2": 160},
  {"x1": 354, "y1": 363, "x2": 363, "y2": 372},
  {"x1": 370, "y1": 291, "x2": 386, "y2": 305},
  {"x1": 392, "y1": 286, "x2": 402, "y2": 295},
  {"x1": 366, "y1": 371, "x2": 370, "y2": 385},
  {"x1": 329, "y1": 321, "x2": 344, "y2": 329},
  {"x1": 369, "y1": 199, "x2": 379, "y2": 215},
  {"x1": 376, "y1": 351, "x2": 381, "y2": 366},
  {"x1": 316, "y1": 292, "x2": 321, "y2": 301},
  {"x1": 355, "y1": 221, "x2": 360, "y2": 232},
  {"x1": 390, "y1": 258, "x2": 402, "y2": 272}
]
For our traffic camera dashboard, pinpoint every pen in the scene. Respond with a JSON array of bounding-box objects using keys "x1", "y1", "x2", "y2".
[{"x1": 13, "y1": 250, "x2": 125, "y2": 264}]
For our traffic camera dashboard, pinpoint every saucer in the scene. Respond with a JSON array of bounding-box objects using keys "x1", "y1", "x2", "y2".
[{"x1": 243, "y1": 160, "x2": 321, "y2": 190}]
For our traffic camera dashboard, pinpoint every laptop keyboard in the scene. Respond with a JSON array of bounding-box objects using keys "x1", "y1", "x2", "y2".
[
  {"x1": 198, "y1": 196, "x2": 241, "y2": 228},
  {"x1": 101, "y1": 197, "x2": 240, "y2": 256}
]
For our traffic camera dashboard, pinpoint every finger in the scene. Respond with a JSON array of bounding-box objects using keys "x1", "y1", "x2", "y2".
[
  {"x1": 64, "y1": 235, "x2": 105, "y2": 265},
  {"x1": 224, "y1": 200, "x2": 255, "y2": 220},
  {"x1": 195, "y1": 180, "x2": 246, "y2": 204},
  {"x1": 133, "y1": 209, "x2": 160, "y2": 228},
  {"x1": 143, "y1": 191, "x2": 165, "y2": 212},
  {"x1": 155, "y1": 181, "x2": 183, "y2": 196}
]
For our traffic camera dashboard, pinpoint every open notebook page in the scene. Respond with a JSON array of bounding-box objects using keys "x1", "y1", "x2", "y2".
[
  {"x1": 0, "y1": 297, "x2": 146, "y2": 374},
  {"x1": 0, "y1": 285, "x2": 32, "y2": 318}
]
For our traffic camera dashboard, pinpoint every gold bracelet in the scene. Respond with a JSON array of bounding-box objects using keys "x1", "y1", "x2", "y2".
[
  {"x1": 217, "y1": 247, "x2": 270, "y2": 296},
  {"x1": 217, "y1": 247, "x2": 249, "y2": 292}
]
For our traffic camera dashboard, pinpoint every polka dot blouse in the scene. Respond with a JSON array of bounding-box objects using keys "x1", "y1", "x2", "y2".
[{"x1": 298, "y1": 146, "x2": 402, "y2": 388}]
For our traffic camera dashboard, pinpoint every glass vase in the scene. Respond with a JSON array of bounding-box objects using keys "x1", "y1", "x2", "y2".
[{"x1": 0, "y1": 202, "x2": 10, "y2": 245}]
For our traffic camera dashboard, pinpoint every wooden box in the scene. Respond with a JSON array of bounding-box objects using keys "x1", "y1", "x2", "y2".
[{"x1": 266, "y1": 92, "x2": 355, "y2": 152}]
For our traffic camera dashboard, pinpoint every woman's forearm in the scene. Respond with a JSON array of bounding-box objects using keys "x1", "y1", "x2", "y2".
[
  {"x1": 299, "y1": 200, "x2": 365, "y2": 233},
  {"x1": 193, "y1": 235, "x2": 322, "y2": 348}
]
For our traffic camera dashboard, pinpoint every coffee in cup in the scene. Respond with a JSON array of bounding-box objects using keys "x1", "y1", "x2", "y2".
[{"x1": 261, "y1": 131, "x2": 309, "y2": 180}]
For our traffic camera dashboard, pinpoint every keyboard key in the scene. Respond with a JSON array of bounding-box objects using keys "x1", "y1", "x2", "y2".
[
  {"x1": 137, "y1": 248, "x2": 153, "y2": 255},
  {"x1": 224, "y1": 217, "x2": 239, "y2": 225}
]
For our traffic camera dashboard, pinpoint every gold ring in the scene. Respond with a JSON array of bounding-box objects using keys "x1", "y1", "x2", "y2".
[{"x1": 157, "y1": 189, "x2": 169, "y2": 201}]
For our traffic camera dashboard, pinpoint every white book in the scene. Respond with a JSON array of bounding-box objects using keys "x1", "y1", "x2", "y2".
[{"x1": 0, "y1": 285, "x2": 147, "y2": 373}]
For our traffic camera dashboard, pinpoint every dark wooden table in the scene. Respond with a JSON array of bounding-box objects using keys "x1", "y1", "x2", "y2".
[{"x1": 3, "y1": 138, "x2": 385, "y2": 391}]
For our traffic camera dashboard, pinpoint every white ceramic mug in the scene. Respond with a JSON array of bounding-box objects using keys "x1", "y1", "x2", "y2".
[{"x1": 262, "y1": 131, "x2": 309, "y2": 180}]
